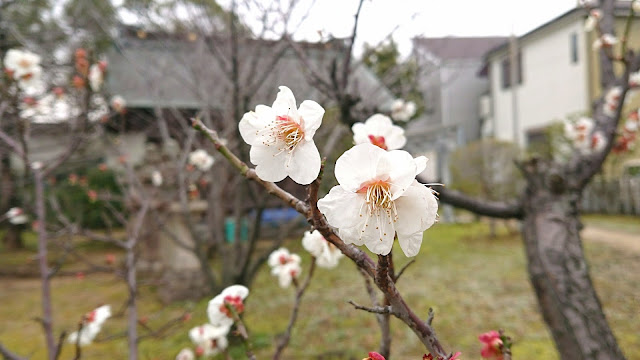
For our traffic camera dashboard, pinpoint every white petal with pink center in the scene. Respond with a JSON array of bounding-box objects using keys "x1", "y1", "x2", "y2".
[
  {"x1": 271, "y1": 261, "x2": 302, "y2": 288},
  {"x1": 267, "y1": 247, "x2": 301, "y2": 268},
  {"x1": 352, "y1": 114, "x2": 406, "y2": 150},
  {"x1": 207, "y1": 285, "x2": 249, "y2": 328},
  {"x1": 318, "y1": 143, "x2": 438, "y2": 256},
  {"x1": 239, "y1": 86, "x2": 324, "y2": 185},
  {"x1": 175, "y1": 348, "x2": 195, "y2": 360},
  {"x1": 188, "y1": 324, "x2": 229, "y2": 357}
]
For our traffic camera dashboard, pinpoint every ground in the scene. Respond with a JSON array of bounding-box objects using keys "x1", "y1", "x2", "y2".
[{"x1": 0, "y1": 215, "x2": 638, "y2": 359}]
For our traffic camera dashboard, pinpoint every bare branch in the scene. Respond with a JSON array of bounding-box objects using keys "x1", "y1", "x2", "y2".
[
  {"x1": 426, "y1": 182, "x2": 524, "y2": 219},
  {"x1": 348, "y1": 300, "x2": 394, "y2": 315}
]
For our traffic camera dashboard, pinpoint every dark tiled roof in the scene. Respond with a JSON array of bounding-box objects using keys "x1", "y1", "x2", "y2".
[
  {"x1": 412, "y1": 36, "x2": 508, "y2": 60},
  {"x1": 106, "y1": 34, "x2": 394, "y2": 110}
]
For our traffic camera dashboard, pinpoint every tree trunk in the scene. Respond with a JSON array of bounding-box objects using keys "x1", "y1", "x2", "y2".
[{"x1": 521, "y1": 178, "x2": 625, "y2": 360}]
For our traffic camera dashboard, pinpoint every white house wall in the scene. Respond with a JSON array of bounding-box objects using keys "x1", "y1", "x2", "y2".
[
  {"x1": 440, "y1": 59, "x2": 489, "y2": 143},
  {"x1": 491, "y1": 16, "x2": 588, "y2": 146}
]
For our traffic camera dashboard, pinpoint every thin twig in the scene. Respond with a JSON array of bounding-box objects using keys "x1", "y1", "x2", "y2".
[
  {"x1": 394, "y1": 259, "x2": 416, "y2": 283},
  {"x1": 348, "y1": 301, "x2": 394, "y2": 315},
  {"x1": 273, "y1": 258, "x2": 316, "y2": 360},
  {"x1": 226, "y1": 304, "x2": 256, "y2": 360}
]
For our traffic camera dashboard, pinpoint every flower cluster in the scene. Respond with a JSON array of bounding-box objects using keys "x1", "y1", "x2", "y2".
[
  {"x1": 301, "y1": 230, "x2": 343, "y2": 269},
  {"x1": 4, "y1": 207, "x2": 28, "y2": 225},
  {"x1": 4, "y1": 49, "x2": 43, "y2": 93},
  {"x1": 67, "y1": 305, "x2": 112, "y2": 346},
  {"x1": 188, "y1": 323, "x2": 229, "y2": 357},
  {"x1": 268, "y1": 248, "x2": 302, "y2": 288},
  {"x1": 188, "y1": 149, "x2": 215, "y2": 171},
  {"x1": 175, "y1": 285, "x2": 249, "y2": 358},
  {"x1": 593, "y1": 34, "x2": 618, "y2": 51},
  {"x1": 352, "y1": 114, "x2": 406, "y2": 150},
  {"x1": 318, "y1": 143, "x2": 438, "y2": 257},
  {"x1": 564, "y1": 117, "x2": 607, "y2": 155},
  {"x1": 613, "y1": 111, "x2": 639, "y2": 153},
  {"x1": 239, "y1": 86, "x2": 324, "y2": 185},
  {"x1": 110, "y1": 95, "x2": 127, "y2": 114},
  {"x1": 603, "y1": 86, "x2": 622, "y2": 117},
  {"x1": 478, "y1": 331, "x2": 503, "y2": 359},
  {"x1": 390, "y1": 98, "x2": 416, "y2": 122}
]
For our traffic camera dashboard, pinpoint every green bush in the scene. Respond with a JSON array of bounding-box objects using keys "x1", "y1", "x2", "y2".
[{"x1": 50, "y1": 166, "x2": 124, "y2": 229}]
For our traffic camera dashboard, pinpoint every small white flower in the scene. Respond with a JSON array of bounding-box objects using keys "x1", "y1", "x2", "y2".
[
  {"x1": 589, "y1": 131, "x2": 607, "y2": 153},
  {"x1": 267, "y1": 247, "x2": 301, "y2": 268},
  {"x1": 110, "y1": 95, "x2": 126, "y2": 113},
  {"x1": 6, "y1": 207, "x2": 28, "y2": 225},
  {"x1": 188, "y1": 324, "x2": 229, "y2": 357},
  {"x1": 603, "y1": 86, "x2": 622, "y2": 117},
  {"x1": 301, "y1": 230, "x2": 343, "y2": 269},
  {"x1": 151, "y1": 170, "x2": 163, "y2": 187},
  {"x1": 4, "y1": 49, "x2": 42, "y2": 82},
  {"x1": 67, "y1": 305, "x2": 111, "y2": 346},
  {"x1": 271, "y1": 261, "x2": 301, "y2": 288},
  {"x1": 584, "y1": 9, "x2": 602, "y2": 32},
  {"x1": 352, "y1": 114, "x2": 406, "y2": 150},
  {"x1": 633, "y1": 0, "x2": 640, "y2": 13},
  {"x1": 31, "y1": 161, "x2": 43, "y2": 170},
  {"x1": 239, "y1": 86, "x2": 325, "y2": 185},
  {"x1": 175, "y1": 348, "x2": 195, "y2": 360},
  {"x1": 207, "y1": 285, "x2": 249, "y2": 328},
  {"x1": 390, "y1": 99, "x2": 417, "y2": 122},
  {"x1": 89, "y1": 64, "x2": 104, "y2": 92},
  {"x1": 625, "y1": 117, "x2": 639, "y2": 132},
  {"x1": 593, "y1": 34, "x2": 618, "y2": 51},
  {"x1": 188, "y1": 149, "x2": 215, "y2": 171},
  {"x1": 317, "y1": 143, "x2": 438, "y2": 257}
]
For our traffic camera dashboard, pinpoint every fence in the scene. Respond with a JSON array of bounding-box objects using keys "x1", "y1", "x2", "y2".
[{"x1": 581, "y1": 177, "x2": 640, "y2": 215}]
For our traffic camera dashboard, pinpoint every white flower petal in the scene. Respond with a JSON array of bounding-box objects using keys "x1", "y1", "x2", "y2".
[
  {"x1": 286, "y1": 140, "x2": 321, "y2": 184},
  {"x1": 396, "y1": 231, "x2": 424, "y2": 257},
  {"x1": 250, "y1": 145, "x2": 288, "y2": 182},
  {"x1": 334, "y1": 143, "x2": 385, "y2": 192},
  {"x1": 395, "y1": 182, "x2": 438, "y2": 234},
  {"x1": 239, "y1": 105, "x2": 275, "y2": 145},
  {"x1": 362, "y1": 211, "x2": 395, "y2": 255},
  {"x1": 384, "y1": 150, "x2": 417, "y2": 199},
  {"x1": 384, "y1": 125, "x2": 407, "y2": 150},
  {"x1": 272, "y1": 86, "x2": 299, "y2": 120},
  {"x1": 298, "y1": 100, "x2": 324, "y2": 140},
  {"x1": 317, "y1": 186, "x2": 366, "y2": 229}
]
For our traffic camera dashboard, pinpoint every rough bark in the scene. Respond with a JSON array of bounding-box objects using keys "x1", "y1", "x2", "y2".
[{"x1": 520, "y1": 164, "x2": 625, "y2": 360}]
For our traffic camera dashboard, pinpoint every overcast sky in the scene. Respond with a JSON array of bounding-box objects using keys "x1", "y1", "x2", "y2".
[{"x1": 282, "y1": 0, "x2": 579, "y2": 55}]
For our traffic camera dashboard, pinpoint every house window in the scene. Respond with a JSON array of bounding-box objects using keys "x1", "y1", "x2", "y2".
[
  {"x1": 570, "y1": 32, "x2": 579, "y2": 64},
  {"x1": 500, "y1": 52, "x2": 523, "y2": 89}
]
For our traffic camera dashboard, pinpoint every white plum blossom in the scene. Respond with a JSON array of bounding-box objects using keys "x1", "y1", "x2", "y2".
[
  {"x1": 390, "y1": 99, "x2": 417, "y2": 122},
  {"x1": 603, "y1": 86, "x2": 622, "y2": 117},
  {"x1": 175, "y1": 348, "x2": 195, "y2": 360},
  {"x1": 5, "y1": 207, "x2": 28, "y2": 225},
  {"x1": 151, "y1": 170, "x2": 163, "y2": 187},
  {"x1": 88, "y1": 64, "x2": 104, "y2": 91},
  {"x1": 625, "y1": 115, "x2": 639, "y2": 132},
  {"x1": 301, "y1": 230, "x2": 343, "y2": 269},
  {"x1": 239, "y1": 86, "x2": 325, "y2": 185},
  {"x1": 110, "y1": 95, "x2": 126, "y2": 113},
  {"x1": 634, "y1": 0, "x2": 640, "y2": 13},
  {"x1": 593, "y1": 34, "x2": 618, "y2": 51},
  {"x1": 4, "y1": 49, "x2": 41, "y2": 81},
  {"x1": 67, "y1": 305, "x2": 112, "y2": 346},
  {"x1": 584, "y1": 9, "x2": 602, "y2": 32},
  {"x1": 588, "y1": 131, "x2": 608, "y2": 154},
  {"x1": 31, "y1": 162, "x2": 43, "y2": 170},
  {"x1": 271, "y1": 260, "x2": 302, "y2": 288},
  {"x1": 188, "y1": 324, "x2": 229, "y2": 357},
  {"x1": 207, "y1": 285, "x2": 249, "y2": 328},
  {"x1": 352, "y1": 114, "x2": 406, "y2": 151},
  {"x1": 188, "y1": 149, "x2": 215, "y2": 171},
  {"x1": 267, "y1": 247, "x2": 301, "y2": 268},
  {"x1": 565, "y1": 117, "x2": 594, "y2": 149},
  {"x1": 317, "y1": 143, "x2": 438, "y2": 257},
  {"x1": 268, "y1": 247, "x2": 302, "y2": 288}
]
